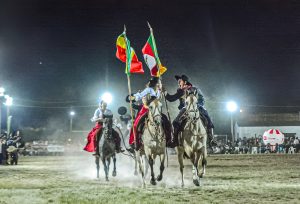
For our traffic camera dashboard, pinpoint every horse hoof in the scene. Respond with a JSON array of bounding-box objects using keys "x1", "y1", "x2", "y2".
[
  {"x1": 150, "y1": 179, "x2": 157, "y2": 185},
  {"x1": 134, "y1": 170, "x2": 138, "y2": 176},
  {"x1": 106, "y1": 178, "x2": 109, "y2": 182},
  {"x1": 112, "y1": 171, "x2": 117, "y2": 177},
  {"x1": 193, "y1": 179, "x2": 200, "y2": 186},
  {"x1": 199, "y1": 173, "x2": 204, "y2": 178},
  {"x1": 156, "y1": 175, "x2": 163, "y2": 181}
]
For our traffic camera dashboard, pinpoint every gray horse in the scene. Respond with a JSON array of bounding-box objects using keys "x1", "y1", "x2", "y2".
[
  {"x1": 136, "y1": 99, "x2": 166, "y2": 186},
  {"x1": 95, "y1": 119, "x2": 117, "y2": 181},
  {"x1": 176, "y1": 89, "x2": 207, "y2": 187}
]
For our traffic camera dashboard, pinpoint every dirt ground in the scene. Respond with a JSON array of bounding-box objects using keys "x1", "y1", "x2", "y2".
[{"x1": 0, "y1": 153, "x2": 299, "y2": 204}]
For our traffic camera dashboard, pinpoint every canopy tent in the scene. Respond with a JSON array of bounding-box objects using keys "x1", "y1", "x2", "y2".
[{"x1": 262, "y1": 129, "x2": 284, "y2": 146}]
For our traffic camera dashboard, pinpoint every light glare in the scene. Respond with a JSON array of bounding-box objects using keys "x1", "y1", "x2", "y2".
[
  {"x1": 101, "y1": 92, "x2": 112, "y2": 104},
  {"x1": 4, "y1": 96, "x2": 13, "y2": 106},
  {"x1": 226, "y1": 101, "x2": 237, "y2": 112}
]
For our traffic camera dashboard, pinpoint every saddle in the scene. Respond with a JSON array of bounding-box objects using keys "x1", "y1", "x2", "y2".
[
  {"x1": 136, "y1": 112, "x2": 172, "y2": 146},
  {"x1": 179, "y1": 111, "x2": 208, "y2": 131}
]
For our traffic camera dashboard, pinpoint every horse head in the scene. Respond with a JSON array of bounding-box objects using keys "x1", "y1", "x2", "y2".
[
  {"x1": 185, "y1": 88, "x2": 200, "y2": 121},
  {"x1": 148, "y1": 99, "x2": 162, "y2": 126}
]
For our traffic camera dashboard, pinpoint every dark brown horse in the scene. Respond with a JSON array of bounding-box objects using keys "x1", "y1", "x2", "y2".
[{"x1": 95, "y1": 120, "x2": 117, "y2": 181}]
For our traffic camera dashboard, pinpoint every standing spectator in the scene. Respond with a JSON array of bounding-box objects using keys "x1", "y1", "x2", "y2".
[
  {"x1": 294, "y1": 137, "x2": 299, "y2": 153},
  {"x1": 0, "y1": 138, "x2": 2, "y2": 164},
  {"x1": 1, "y1": 136, "x2": 7, "y2": 165},
  {"x1": 275, "y1": 143, "x2": 279, "y2": 153}
]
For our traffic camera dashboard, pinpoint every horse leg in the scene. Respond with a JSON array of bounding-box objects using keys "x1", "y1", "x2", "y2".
[
  {"x1": 192, "y1": 153, "x2": 201, "y2": 186},
  {"x1": 102, "y1": 157, "x2": 109, "y2": 181},
  {"x1": 149, "y1": 156, "x2": 156, "y2": 185},
  {"x1": 136, "y1": 151, "x2": 146, "y2": 187},
  {"x1": 156, "y1": 153, "x2": 165, "y2": 182},
  {"x1": 107, "y1": 157, "x2": 111, "y2": 180},
  {"x1": 95, "y1": 156, "x2": 100, "y2": 179},
  {"x1": 134, "y1": 154, "x2": 138, "y2": 176},
  {"x1": 176, "y1": 146, "x2": 185, "y2": 187},
  {"x1": 143, "y1": 155, "x2": 149, "y2": 179},
  {"x1": 112, "y1": 154, "x2": 117, "y2": 177},
  {"x1": 199, "y1": 147, "x2": 207, "y2": 178}
]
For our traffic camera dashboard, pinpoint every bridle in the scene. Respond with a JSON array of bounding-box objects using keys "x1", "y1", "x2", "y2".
[
  {"x1": 146, "y1": 100, "x2": 164, "y2": 140},
  {"x1": 185, "y1": 94, "x2": 200, "y2": 123},
  {"x1": 148, "y1": 100, "x2": 162, "y2": 125},
  {"x1": 103, "y1": 120, "x2": 113, "y2": 141}
]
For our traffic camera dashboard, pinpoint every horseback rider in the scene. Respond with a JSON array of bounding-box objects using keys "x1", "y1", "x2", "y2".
[
  {"x1": 126, "y1": 77, "x2": 172, "y2": 152},
  {"x1": 163, "y1": 74, "x2": 217, "y2": 147},
  {"x1": 84, "y1": 100, "x2": 124, "y2": 156}
]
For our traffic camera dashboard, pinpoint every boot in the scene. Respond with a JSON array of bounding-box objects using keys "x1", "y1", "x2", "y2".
[
  {"x1": 114, "y1": 134, "x2": 125, "y2": 153},
  {"x1": 92, "y1": 141, "x2": 100, "y2": 157},
  {"x1": 207, "y1": 128, "x2": 217, "y2": 147},
  {"x1": 116, "y1": 147, "x2": 125, "y2": 153},
  {"x1": 93, "y1": 149, "x2": 100, "y2": 157},
  {"x1": 93, "y1": 130, "x2": 101, "y2": 157}
]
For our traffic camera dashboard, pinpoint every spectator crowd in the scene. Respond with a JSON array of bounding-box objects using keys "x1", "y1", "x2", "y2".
[
  {"x1": 0, "y1": 130, "x2": 23, "y2": 165},
  {"x1": 213, "y1": 136, "x2": 300, "y2": 154}
]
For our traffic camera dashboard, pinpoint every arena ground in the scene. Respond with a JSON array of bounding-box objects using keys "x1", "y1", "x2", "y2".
[{"x1": 0, "y1": 153, "x2": 299, "y2": 204}]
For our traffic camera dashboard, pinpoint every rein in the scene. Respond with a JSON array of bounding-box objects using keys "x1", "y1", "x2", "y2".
[
  {"x1": 145, "y1": 115, "x2": 163, "y2": 141},
  {"x1": 114, "y1": 124, "x2": 135, "y2": 159},
  {"x1": 185, "y1": 95, "x2": 200, "y2": 123}
]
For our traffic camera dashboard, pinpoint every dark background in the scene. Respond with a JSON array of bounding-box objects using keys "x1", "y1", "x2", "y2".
[{"x1": 0, "y1": 0, "x2": 299, "y2": 134}]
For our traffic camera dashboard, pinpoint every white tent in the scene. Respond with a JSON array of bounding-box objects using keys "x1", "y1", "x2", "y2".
[{"x1": 262, "y1": 129, "x2": 284, "y2": 146}]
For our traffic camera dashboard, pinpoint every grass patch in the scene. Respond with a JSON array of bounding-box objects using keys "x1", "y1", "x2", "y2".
[{"x1": 0, "y1": 154, "x2": 299, "y2": 203}]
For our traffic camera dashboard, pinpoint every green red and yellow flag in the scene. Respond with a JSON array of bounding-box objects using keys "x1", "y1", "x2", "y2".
[
  {"x1": 116, "y1": 32, "x2": 144, "y2": 75},
  {"x1": 142, "y1": 32, "x2": 167, "y2": 77}
]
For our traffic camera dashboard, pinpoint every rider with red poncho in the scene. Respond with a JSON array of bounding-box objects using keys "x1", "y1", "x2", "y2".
[
  {"x1": 84, "y1": 100, "x2": 123, "y2": 156},
  {"x1": 126, "y1": 77, "x2": 172, "y2": 152}
]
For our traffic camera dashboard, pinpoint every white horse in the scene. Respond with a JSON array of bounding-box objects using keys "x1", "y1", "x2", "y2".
[
  {"x1": 136, "y1": 99, "x2": 166, "y2": 186},
  {"x1": 176, "y1": 88, "x2": 207, "y2": 187}
]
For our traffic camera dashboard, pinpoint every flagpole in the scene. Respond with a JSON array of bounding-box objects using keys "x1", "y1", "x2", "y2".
[
  {"x1": 124, "y1": 25, "x2": 137, "y2": 151},
  {"x1": 147, "y1": 22, "x2": 173, "y2": 130}
]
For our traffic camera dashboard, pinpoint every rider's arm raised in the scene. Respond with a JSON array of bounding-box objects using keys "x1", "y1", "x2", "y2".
[{"x1": 165, "y1": 88, "x2": 185, "y2": 102}]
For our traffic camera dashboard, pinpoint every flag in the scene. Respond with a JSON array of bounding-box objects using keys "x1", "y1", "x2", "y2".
[
  {"x1": 116, "y1": 32, "x2": 144, "y2": 75},
  {"x1": 142, "y1": 33, "x2": 167, "y2": 77}
]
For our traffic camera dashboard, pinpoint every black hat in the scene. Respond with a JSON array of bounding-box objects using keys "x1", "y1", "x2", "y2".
[
  {"x1": 175, "y1": 74, "x2": 192, "y2": 86},
  {"x1": 175, "y1": 74, "x2": 189, "y2": 82},
  {"x1": 118, "y1": 106, "x2": 127, "y2": 116},
  {"x1": 148, "y1": 77, "x2": 159, "y2": 88}
]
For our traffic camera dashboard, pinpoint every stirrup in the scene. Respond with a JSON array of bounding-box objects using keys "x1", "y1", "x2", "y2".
[
  {"x1": 126, "y1": 147, "x2": 135, "y2": 154},
  {"x1": 116, "y1": 148, "x2": 125, "y2": 153},
  {"x1": 93, "y1": 153, "x2": 100, "y2": 157}
]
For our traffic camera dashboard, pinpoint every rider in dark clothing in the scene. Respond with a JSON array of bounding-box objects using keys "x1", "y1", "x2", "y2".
[{"x1": 164, "y1": 74, "x2": 216, "y2": 147}]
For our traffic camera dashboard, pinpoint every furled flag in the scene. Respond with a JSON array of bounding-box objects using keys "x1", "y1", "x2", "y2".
[
  {"x1": 142, "y1": 32, "x2": 167, "y2": 77},
  {"x1": 116, "y1": 32, "x2": 144, "y2": 75}
]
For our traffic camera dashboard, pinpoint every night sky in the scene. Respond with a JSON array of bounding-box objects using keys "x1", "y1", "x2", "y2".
[{"x1": 0, "y1": 0, "x2": 300, "y2": 133}]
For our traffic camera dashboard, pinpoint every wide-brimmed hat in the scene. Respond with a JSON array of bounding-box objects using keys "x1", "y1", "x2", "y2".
[
  {"x1": 175, "y1": 74, "x2": 189, "y2": 82},
  {"x1": 118, "y1": 106, "x2": 127, "y2": 115},
  {"x1": 175, "y1": 74, "x2": 192, "y2": 86}
]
